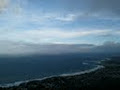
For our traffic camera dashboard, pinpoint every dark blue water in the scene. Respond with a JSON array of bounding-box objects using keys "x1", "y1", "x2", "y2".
[{"x1": 0, "y1": 54, "x2": 106, "y2": 85}]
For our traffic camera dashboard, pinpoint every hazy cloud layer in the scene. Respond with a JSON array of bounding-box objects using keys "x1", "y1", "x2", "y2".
[
  {"x1": 0, "y1": 40, "x2": 120, "y2": 56},
  {"x1": 0, "y1": 40, "x2": 94, "y2": 55},
  {"x1": 93, "y1": 42, "x2": 120, "y2": 53}
]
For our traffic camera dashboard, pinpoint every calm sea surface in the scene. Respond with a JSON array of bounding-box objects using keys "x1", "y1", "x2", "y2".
[{"x1": 0, "y1": 54, "x2": 105, "y2": 85}]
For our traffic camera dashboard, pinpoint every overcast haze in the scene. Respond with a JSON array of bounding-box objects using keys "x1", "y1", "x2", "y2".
[{"x1": 0, "y1": 0, "x2": 120, "y2": 55}]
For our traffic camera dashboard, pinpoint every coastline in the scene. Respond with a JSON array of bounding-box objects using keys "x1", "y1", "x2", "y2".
[{"x1": 0, "y1": 64, "x2": 104, "y2": 88}]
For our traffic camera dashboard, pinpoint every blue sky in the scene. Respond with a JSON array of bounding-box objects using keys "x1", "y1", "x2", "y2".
[{"x1": 0, "y1": 0, "x2": 120, "y2": 55}]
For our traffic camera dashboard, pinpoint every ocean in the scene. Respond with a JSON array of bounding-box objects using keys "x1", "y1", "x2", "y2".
[{"x1": 0, "y1": 53, "x2": 107, "y2": 86}]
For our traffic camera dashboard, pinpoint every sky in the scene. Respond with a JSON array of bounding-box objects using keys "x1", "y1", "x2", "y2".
[{"x1": 0, "y1": 0, "x2": 120, "y2": 55}]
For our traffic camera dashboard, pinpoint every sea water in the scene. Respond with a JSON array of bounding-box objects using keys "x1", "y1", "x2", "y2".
[{"x1": 0, "y1": 54, "x2": 106, "y2": 86}]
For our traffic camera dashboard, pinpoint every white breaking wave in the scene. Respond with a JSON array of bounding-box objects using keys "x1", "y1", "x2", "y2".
[{"x1": 60, "y1": 65, "x2": 104, "y2": 76}]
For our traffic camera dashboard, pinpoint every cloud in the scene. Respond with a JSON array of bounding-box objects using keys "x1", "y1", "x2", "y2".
[
  {"x1": 54, "y1": 14, "x2": 78, "y2": 22},
  {"x1": 57, "y1": 0, "x2": 120, "y2": 20},
  {"x1": 1, "y1": 0, "x2": 120, "y2": 21},
  {"x1": 0, "y1": 28, "x2": 111, "y2": 44},
  {"x1": 30, "y1": 13, "x2": 79, "y2": 23},
  {"x1": 93, "y1": 41, "x2": 120, "y2": 53},
  {"x1": 91, "y1": 0, "x2": 120, "y2": 15},
  {"x1": 0, "y1": 40, "x2": 120, "y2": 56},
  {"x1": 80, "y1": 0, "x2": 120, "y2": 20},
  {"x1": 0, "y1": 40, "x2": 94, "y2": 55},
  {"x1": 0, "y1": 0, "x2": 9, "y2": 12},
  {"x1": 42, "y1": 0, "x2": 120, "y2": 20},
  {"x1": 97, "y1": 30, "x2": 120, "y2": 38}
]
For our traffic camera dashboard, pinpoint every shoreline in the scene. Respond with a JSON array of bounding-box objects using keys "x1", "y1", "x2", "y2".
[{"x1": 0, "y1": 64, "x2": 104, "y2": 88}]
